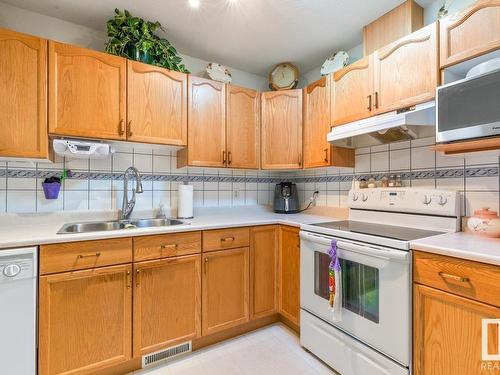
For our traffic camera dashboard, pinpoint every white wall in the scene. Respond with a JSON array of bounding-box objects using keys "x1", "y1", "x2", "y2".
[{"x1": 0, "y1": 1, "x2": 267, "y2": 90}]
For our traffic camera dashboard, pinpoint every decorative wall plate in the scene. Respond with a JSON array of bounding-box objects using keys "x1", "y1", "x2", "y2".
[
  {"x1": 269, "y1": 62, "x2": 299, "y2": 90},
  {"x1": 206, "y1": 62, "x2": 232, "y2": 83},
  {"x1": 320, "y1": 51, "x2": 349, "y2": 76}
]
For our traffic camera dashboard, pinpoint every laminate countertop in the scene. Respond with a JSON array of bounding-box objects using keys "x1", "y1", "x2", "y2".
[
  {"x1": 411, "y1": 232, "x2": 500, "y2": 266},
  {"x1": 0, "y1": 206, "x2": 337, "y2": 249}
]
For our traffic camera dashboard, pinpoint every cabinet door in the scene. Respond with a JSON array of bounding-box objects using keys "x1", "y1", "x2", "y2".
[
  {"x1": 127, "y1": 61, "x2": 187, "y2": 145},
  {"x1": 202, "y1": 247, "x2": 249, "y2": 335},
  {"x1": 39, "y1": 264, "x2": 132, "y2": 375},
  {"x1": 261, "y1": 89, "x2": 303, "y2": 169},
  {"x1": 279, "y1": 226, "x2": 300, "y2": 326},
  {"x1": 414, "y1": 284, "x2": 500, "y2": 375},
  {"x1": 250, "y1": 226, "x2": 278, "y2": 319},
  {"x1": 440, "y1": 0, "x2": 500, "y2": 68},
  {"x1": 0, "y1": 28, "x2": 48, "y2": 159},
  {"x1": 179, "y1": 76, "x2": 226, "y2": 167},
  {"x1": 133, "y1": 255, "x2": 201, "y2": 356},
  {"x1": 332, "y1": 56, "x2": 373, "y2": 126},
  {"x1": 374, "y1": 23, "x2": 438, "y2": 114},
  {"x1": 48, "y1": 41, "x2": 127, "y2": 140},
  {"x1": 226, "y1": 84, "x2": 260, "y2": 169}
]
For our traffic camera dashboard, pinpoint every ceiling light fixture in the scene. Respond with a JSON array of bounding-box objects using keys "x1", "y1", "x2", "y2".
[{"x1": 188, "y1": 0, "x2": 200, "y2": 8}]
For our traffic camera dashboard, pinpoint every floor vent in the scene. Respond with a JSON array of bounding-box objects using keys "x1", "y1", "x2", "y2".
[{"x1": 142, "y1": 341, "x2": 192, "y2": 367}]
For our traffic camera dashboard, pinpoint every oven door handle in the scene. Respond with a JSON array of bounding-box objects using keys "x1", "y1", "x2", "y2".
[
  {"x1": 300, "y1": 231, "x2": 333, "y2": 247},
  {"x1": 337, "y1": 241, "x2": 409, "y2": 262}
]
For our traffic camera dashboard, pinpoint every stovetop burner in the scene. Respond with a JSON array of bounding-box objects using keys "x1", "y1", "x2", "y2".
[{"x1": 310, "y1": 220, "x2": 445, "y2": 242}]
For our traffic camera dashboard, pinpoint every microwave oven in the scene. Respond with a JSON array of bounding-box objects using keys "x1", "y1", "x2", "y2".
[{"x1": 436, "y1": 68, "x2": 500, "y2": 143}]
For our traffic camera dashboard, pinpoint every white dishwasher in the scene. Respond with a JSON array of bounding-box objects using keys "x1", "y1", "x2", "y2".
[{"x1": 0, "y1": 247, "x2": 37, "y2": 375}]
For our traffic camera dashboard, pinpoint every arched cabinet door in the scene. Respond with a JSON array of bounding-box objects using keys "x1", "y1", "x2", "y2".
[
  {"x1": 49, "y1": 41, "x2": 127, "y2": 140},
  {"x1": 0, "y1": 28, "x2": 49, "y2": 159},
  {"x1": 127, "y1": 61, "x2": 187, "y2": 146}
]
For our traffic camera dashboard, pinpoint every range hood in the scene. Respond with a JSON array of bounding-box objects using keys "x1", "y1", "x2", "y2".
[{"x1": 327, "y1": 101, "x2": 435, "y2": 148}]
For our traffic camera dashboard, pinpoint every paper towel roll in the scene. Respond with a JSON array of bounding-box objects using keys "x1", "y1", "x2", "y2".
[{"x1": 178, "y1": 184, "x2": 194, "y2": 219}]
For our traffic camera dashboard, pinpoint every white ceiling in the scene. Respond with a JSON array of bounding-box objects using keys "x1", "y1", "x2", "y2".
[{"x1": 3, "y1": 0, "x2": 435, "y2": 76}]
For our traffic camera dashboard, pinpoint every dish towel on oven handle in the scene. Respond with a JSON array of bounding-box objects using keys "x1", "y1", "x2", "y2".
[{"x1": 328, "y1": 239, "x2": 342, "y2": 321}]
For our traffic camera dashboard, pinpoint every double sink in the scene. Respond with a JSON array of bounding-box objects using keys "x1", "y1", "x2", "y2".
[{"x1": 58, "y1": 218, "x2": 185, "y2": 234}]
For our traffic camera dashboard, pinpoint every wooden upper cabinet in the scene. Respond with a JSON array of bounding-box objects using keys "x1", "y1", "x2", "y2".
[
  {"x1": 413, "y1": 284, "x2": 500, "y2": 375},
  {"x1": 178, "y1": 76, "x2": 226, "y2": 168},
  {"x1": 127, "y1": 61, "x2": 187, "y2": 145},
  {"x1": 250, "y1": 226, "x2": 279, "y2": 320},
  {"x1": 279, "y1": 226, "x2": 300, "y2": 326},
  {"x1": 226, "y1": 84, "x2": 260, "y2": 169},
  {"x1": 374, "y1": 23, "x2": 439, "y2": 114},
  {"x1": 440, "y1": 0, "x2": 500, "y2": 68},
  {"x1": 202, "y1": 247, "x2": 249, "y2": 335},
  {"x1": 332, "y1": 56, "x2": 374, "y2": 126},
  {"x1": 303, "y1": 76, "x2": 355, "y2": 169},
  {"x1": 133, "y1": 255, "x2": 201, "y2": 357},
  {"x1": 39, "y1": 264, "x2": 132, "y2": 375},
  {"x1": 261, "y1": 89, "x2": 303, "y2": 169},
  {"x1": 0, "y1": 28, "x2": 49, "y2": 159},
  {"x1": 48, "y1": 41, "x2": 127, "y2": 140}
]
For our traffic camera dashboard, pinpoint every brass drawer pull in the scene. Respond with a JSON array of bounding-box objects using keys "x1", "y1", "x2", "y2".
[
  {"x1": 438, "y1": 272, "x2": 470, "y2": 283},
  {"x1": 161, "y1": 244, "x2": 178, "y2": 249},
  {"x1": 78, "y1": 252, "x2": 101, "y2": 259},
  {"x1": 136, "y1": 269, "x2": 140, "y2": 287},
  {"x1": 118, "y1": 119, "x2": 125, "y2": 135},
  {"x1": 221, "y1": 236, "x2": 235, "y2": 242},
  {"x1": 127, "y1": 120, "x2": 133, "y2": 137},
  {"x1": 222, "y1": 150, "x2": 227, "y2": 165},
  {"x1": 367, "y1": 95, "x2": 372, "y2": 111},
  {"x1": 228, "y1": 151, "x2": 232, "y2": 165},
  {"x1": 324, "y1": 148, "x2": 329, "y2": 162},
  {"x1": 204, "y1": 257, "x2": 208, "y2": 274},
  {"x1": 126, "y1": 270, "x2": 131, "y2": 288},
  {"x1": 374, "y1": 91, "x2": 379, "y2": 109}
]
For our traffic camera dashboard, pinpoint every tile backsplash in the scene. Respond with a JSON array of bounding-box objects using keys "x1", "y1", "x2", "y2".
[{"x1": 0, "y1": 137, "x2": 498, "y2": 217}]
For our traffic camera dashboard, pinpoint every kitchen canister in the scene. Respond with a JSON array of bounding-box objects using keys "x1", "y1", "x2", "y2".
[
  {"x1": 467, "y1": 208, "x2": 500, "y2": 238},
  {"x1": 178, "y1": 183, "x2": 194, "y2": 219}
]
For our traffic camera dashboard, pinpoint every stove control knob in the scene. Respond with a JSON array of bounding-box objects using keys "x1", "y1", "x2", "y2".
[
  {"x1": 438, "y1": 195, "x2": 448, "y2": 206},
  {"x1": 3, "y1": 264, "x2": 21, "y2": 278},
  {"x1": 361, "y1": 193, "x2": 368, "y2": 202},
  {"x1": 352, "y1": 193, "x2": 359, "y2": 202},
  {"x1": 422, "y1": 195, "x2": 432, "y2": 205}
]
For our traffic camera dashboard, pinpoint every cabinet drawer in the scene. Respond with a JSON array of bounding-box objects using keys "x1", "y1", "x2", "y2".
[
  {"x1": 40, "y1": 238, "x2": 132, "y2": 275},
  {"x1": 413, "y1": 251, "x2": 500, "y2": 307},
  {"x1": 203, "y1": 227, "x2": 250, "y2": 252},
  {"x1": 134, "y1": 231, "x2": 201, "y2": 261}
]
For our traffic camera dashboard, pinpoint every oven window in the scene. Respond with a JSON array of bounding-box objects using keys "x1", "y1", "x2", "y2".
[{"x1": 314, "y1": 252, "x2": 380, "y2": 323}]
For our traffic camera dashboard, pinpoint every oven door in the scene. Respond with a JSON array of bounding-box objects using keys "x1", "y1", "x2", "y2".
[{"x1": 300, "y1": 231, "x2": 410, "y2": 366}]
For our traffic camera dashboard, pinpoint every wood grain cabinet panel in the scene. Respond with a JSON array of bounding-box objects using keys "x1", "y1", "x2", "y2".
[
  {"x1": 127, "y1": 61, "x2": 187, "y2": 145},
  {"x1": 250, "y1": 226, "x2": 279, "y2": 319},
  {"x1": 413, "y1": 284, "x2": 500, "y2": 375},
  {"x1": 48, "y1": 41, "x2": 127, "y2": 140},
  {"x1": 39, "y1": 264, "x2": 132, "y2": 375},
  {"x1": 133, "y1": 231, "x2": 201, "y2": 262},
  {"x1": 133, "y1": 255, "x2": 201, "y2": 356},
  {"x1": 440, "y1": 0, "x2": 500, "y2": 68},
  {"x1": 332, "y1": 56, "x2": 374, "y2": 126},
  {"x1": 202, "y1": 247, "x2": 249, "y2": 335},
  {"x1": 0, "y1": 28, "x2": 49, "y2": 159},
  {"x1": 261, "y1": 89, "x2": 303, "y2": 169},
  {"x1": 226, "y1": 84, "x2": 260, "y2": 169},
  {"x1": 279, "y1": 226, "x2": 300, "y2": 326},
  {"x1": 178, "y1": 76, "x2": 226, "y2": 167},
  {"x1": 374, "y1": 23, "x2": 439, "y2": 114},
  {"x1": 303, "y1": 76, "x2": 354, "y2": 169},
  {"x1": 202, "y1": 227, "x2": 250, "y2": 252}
]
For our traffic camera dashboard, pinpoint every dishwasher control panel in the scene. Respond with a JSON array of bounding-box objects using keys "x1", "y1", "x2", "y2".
[{"x1": 0, "y1": 248, "x2": 36, "y2": 281}]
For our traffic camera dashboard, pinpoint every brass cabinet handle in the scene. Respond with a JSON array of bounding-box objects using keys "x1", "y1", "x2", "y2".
[
  {"x1": 324, "y1": 148, "x2": 329, "y2": 162},
  {"x1": 221, "y1": 236, "x2": 235, "y2": 242},
  {"x1": 136, "y1": 269, "x2": 140, "y2": 287},
  {"x1": 118, "y1": 120, "x2": 125, "y2": 135},
  {"x1": 127, "y1": 120, "x2": 133, "y2": 137},
  {"x1": 228, "y1": 151, "x2": 232, "y2": 165},
  {"x1": 204, "y1": 257, "x2": 208, "y2": 274},
  {"x1": 161, "y1": 244, "x2": 178, "y2": 249},
  {"x1": 78, "y1": 252, "x2": 101, "y2": 259},
  {"x1": 298, "y1": 154, "x2": 302, "y2": 167},
  {"x1": 126, "y1": 270, "x2": 131, "y2": 288},
  {"x1": 367, "y1": 95, "x2": 372, "y2": 111},
  {"x1": 222, "y1": 150, "x2": 226, "y2": 165},
  {"x1": 374, "y1": 92, "x2": 379, "y2": 109},
  {"x1": 438, "y1": 272, "x2": 470, "y2": 283}
]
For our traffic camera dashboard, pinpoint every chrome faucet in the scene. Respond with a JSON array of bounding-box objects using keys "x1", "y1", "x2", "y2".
[{"x1": 120, "y1": 167, "x2": 143, "y2": 221}]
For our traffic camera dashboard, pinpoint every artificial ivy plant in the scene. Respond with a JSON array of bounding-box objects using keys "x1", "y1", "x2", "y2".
[{"x1": 105, "y1": 8, "x2": 189, "y2": 73}]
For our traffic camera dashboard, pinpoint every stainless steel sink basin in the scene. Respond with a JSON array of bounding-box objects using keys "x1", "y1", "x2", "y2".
[{"x1": 57, "y1": 218, "x2": 185, "y2": 234}]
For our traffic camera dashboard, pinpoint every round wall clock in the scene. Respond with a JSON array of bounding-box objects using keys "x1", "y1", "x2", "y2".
[{"x1": 269, "y1": 62, "x2": 299, "y2": 91}]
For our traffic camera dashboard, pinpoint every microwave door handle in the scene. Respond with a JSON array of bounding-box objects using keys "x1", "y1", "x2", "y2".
[
  {"x1": 336, "y1": 241, "x2": 409, "y2": 262},
  {"x1": 300, "y1": 231, "x2": 333, "y2": 247}
]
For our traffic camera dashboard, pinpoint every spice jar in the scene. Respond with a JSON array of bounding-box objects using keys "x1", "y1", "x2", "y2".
[
  {"x1": 381, "y1": 176, "x2": 389, "y2": 188},
  {"x1": 395, "y1": 175, "x2": 403, "y2": 187},
  {"x1": 368, "y1": 178, "x2": 376, "y2": 188}
]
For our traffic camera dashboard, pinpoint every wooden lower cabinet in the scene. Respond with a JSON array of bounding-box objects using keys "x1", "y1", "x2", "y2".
[
  {"x1": 202, "y1": 247, "x2": 250, "y2": 335},
  {"x1": 279, "y1": 226, "x2": 300, "y2": 326},
  {"x1": 133, "y1": 255, "x2": 201, "y2": 357},
  {"x1": 39, "y1": 264, "x2": 132, "y2": 375},
  {"x1": 413, "y1": 284, "x2": 500, "y2": 375},
  {"x1": 250, "y1": 226, "x2": 279, "y2": 319}
]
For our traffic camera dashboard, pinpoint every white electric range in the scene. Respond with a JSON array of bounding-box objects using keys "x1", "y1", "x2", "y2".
[{"x1": 300, "y1": 188, "x2": 460, "y2": 375}]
